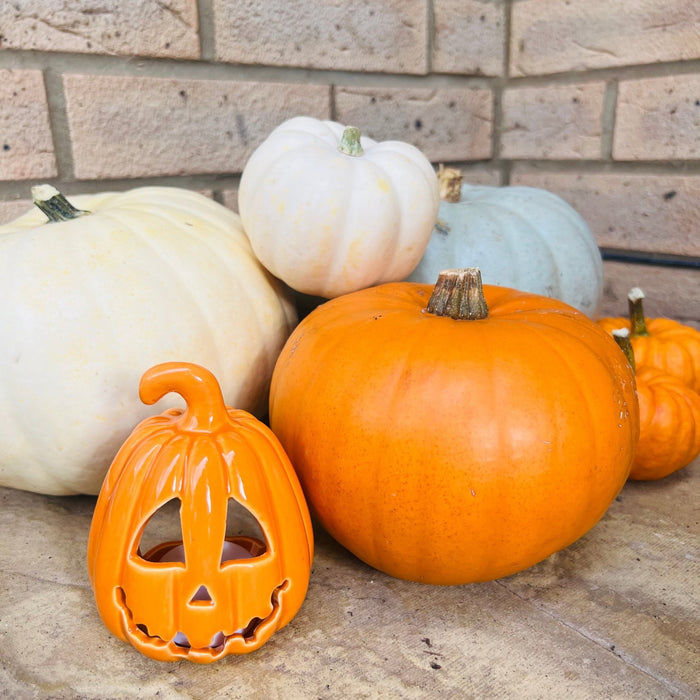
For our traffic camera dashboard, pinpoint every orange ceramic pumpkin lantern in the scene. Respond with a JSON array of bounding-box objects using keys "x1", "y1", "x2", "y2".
[
  {"x1": 87, "y1": 362, "x2": 313, "y2": 663},
  {"x1": 270, "y1": 269, "x2": 639, "y2": 585}
]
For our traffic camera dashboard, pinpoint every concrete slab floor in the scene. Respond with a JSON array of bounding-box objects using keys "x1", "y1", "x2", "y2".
[{"x1": 0, "y1": 460, "x2": 697, "y2": 699}]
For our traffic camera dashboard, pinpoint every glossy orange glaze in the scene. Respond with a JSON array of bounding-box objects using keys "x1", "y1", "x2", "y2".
[
  {"x1": 87, "y1": 362, "x2": 313, "y2": 662},
  {"x1": 270, "y1": 280, "x2": 639, "y2": 585}
]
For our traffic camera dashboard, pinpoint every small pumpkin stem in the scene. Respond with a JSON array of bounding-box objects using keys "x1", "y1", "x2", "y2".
[
  {"x1": 627, "y1": 287, "x2": 649, "y2": 337},
  {"x1": 337, "y1": 126, "x2": 364, "y2": 157},
  {"x1": 437, "y1": 164, "x2": 463, "y2": 203},
  {"x1": 612, "y1": 328, "x2": 636, "y2": 373},
  {"x1": 31, "y1": 184, "x2": 89, "y2": 222},
  {"x1": 139, "y1": 362, "x2": 230, "y2": 433},
  {"x1": 426, "y1": 268, "x2": 489, "y2": 320}
]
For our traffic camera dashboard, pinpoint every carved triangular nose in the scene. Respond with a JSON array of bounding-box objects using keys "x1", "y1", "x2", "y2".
[{"x1": 190, "y1": 585, "x2": 213, "y2": 604}]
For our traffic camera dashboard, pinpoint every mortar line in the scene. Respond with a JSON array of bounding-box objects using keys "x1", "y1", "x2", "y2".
[
  {"x1": 41, "y1": 65, "x2": 74, "y2": 181},
  {"x1": 498, "y1": 0, "x2": 515, "y2": 184},
  {"x1": 601, "y1": 79, "x2": 619, "y2": 160},
  {"x1": 1, "y1": 49, "x2": 697, "y2": 89},
  {"x1": 426, "y1": 0, "x2": 435, "y2": 75},
  {"x1": 196, "y1": 0, "x2": 217, "y2": 63}
]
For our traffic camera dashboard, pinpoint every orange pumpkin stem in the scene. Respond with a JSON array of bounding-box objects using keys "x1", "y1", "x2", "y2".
[
  {"x1": 31, "y1": 184, "x2": 89, "y2": 222},
  {"x1": 139, "y1": 362, "x2": 231, "y2": 433},
  {"x1": 627, "y1": 287, "x2": 649, "y2": 337},
  {"x1": 426, "y1": 268, "x2": 489, "y2": 320},
  {"x1": 612, "y1": 328, "x2": 636, "y2": 373},
  {"x1": 436, "y1": 165, "x2": 463, "y2": 203}
]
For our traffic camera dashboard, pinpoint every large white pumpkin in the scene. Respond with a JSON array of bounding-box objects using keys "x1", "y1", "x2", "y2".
[
  {"x1": 407, "y1": 168, "x2": 604, "y2": 317},
  {"x1": 238, "y1": 116, "x2": 439, "y2": 298},
  {"x1": 0, "y1": 186, "x2": 297, "y2": 495}
]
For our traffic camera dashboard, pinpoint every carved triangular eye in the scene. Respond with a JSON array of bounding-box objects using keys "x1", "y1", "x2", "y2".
[
  {"x1": 137, "y1": 498, "x2": 185, "y2": 563},
  {"x1": 221, "y1": 498, "x2": 267, "y2": 563}
]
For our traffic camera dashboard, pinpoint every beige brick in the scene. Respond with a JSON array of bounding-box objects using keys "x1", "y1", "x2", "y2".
[
  {"x1": 0, "y1": 0, "x2": 199, "y2": 59},
  {"x1": 213, "y1": 0, "x2": 428, "y2": 74},
  {"x1": 511, "y1": 170, "x2": 700, "y2": 257},
  {"x1": 613, "y1": 75, "x2": 700, "y2": 161},
  {"x1": 64, "y1": 75, "x2": 331, "y2": 179},
  {"x1": 334, "y1": 87, "x2": 493, "y2": 161},
  {"x1": 432, "y1": 0, "x2": 506, "y2": 76},
  {"x1": 511, "y1": 0, "x2": 700, "y2": 76},
  {"x1": 601, "y1": 261, "x2": 700, "y2": 324},
  {"x1": 501, "y1": 83, "x2": 605, "y2": 159},
  {"x1": 0, "y1": 197, "x2": 33, "y2": 224},
  {"x1": 0, "y1": 70, "x2": 57, "y2": 181},
  {"x1": 454, "y1": 167, "x2": 502, "y2": 186}
]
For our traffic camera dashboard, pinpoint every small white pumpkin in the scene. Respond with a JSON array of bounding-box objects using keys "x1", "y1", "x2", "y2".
[
  {"x1": 238, "y1": 116, "x2": 439, "y2": 298},
  {"x1": 407, "y1": 167, "x2": 604, "y2": 317},
  {"x1": 0, "y1": 186, "x2": 296, "y2": 495}
]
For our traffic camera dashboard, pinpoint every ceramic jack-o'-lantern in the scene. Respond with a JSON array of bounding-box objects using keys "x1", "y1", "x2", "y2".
[{"x1": 87, "y1": 362, "x2": 313, "y2": 663}]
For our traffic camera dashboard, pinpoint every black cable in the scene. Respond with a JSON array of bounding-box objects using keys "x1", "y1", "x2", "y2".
[{"x1": 600, "y1": 248, "x2": 700, "y2": 269}]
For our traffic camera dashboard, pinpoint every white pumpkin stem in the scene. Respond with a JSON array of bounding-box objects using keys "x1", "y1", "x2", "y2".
[
  {"x1": 337, "y1": 126, "x2": 364, "y2": 157},
  {"x1": 437, "y1": 165, "x2": 463, "y2": 203},
  {"x1": 627, "y1": 287, "x2": 649, "y2": 337},
  {"x1": 31, "y1": 184, "x2": 89, "y2": 222},
  {"x1": 612, "y1": 328, "x2": 636, "y2": 372},
  {"x1": 427, "y1": 268, "x2": 489, "y2": 320}
]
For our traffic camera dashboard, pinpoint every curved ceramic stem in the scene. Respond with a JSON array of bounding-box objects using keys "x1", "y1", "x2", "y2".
[{"x1": 139, "y1": 362, "x2": 230, "y2": 433}]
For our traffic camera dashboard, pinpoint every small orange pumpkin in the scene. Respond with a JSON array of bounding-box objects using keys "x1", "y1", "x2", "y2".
[
  {"x1": 269, "y1": 269, "x2": 639, "y2": 585},
  {"x1": 613, "y1": 328, "x2": 700, "y2": 481},
  {"x1": 87, "y1": 362, "x2": 313, "y2": 663},
  {"x1": 599, "y1": 287, "x2": 700, "y2": 392}
]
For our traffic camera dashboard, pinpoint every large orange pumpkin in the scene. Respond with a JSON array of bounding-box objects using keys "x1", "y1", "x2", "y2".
[
  {"x1": 269, "y1": 269, "x2": 639, "y2": 585},
  {"x1": 87, "y1": 362, "x2": 313, "y2": 662},
  {"x1": 599, "y1": 287, "x2": 700, "y2": 392}
]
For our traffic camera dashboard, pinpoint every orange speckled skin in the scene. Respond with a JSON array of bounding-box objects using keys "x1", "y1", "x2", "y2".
[
  {"x1": 631, "y1": 366, "x2": 700, "y2": 481},
  {"x1": 87, "y1": 363, "x2": 313, "y2": 663},
  {"x1": 269, "y1": 282, "x2": 639, "y2": 585},
  {"x1": 599, "y1": 317, "x2": 700, "y2": 393}
]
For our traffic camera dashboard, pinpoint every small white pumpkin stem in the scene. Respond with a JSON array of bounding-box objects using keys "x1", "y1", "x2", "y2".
[
  {"x1": 627, "y1": 287, "x2": 649, "y2": 337},
  {"x1": 612, "y1": 328, "x2": 636, "y2": 373},
  {"x1": 437, "y1": 165, "x2": 463, "y2": 203},
  {"x1": 31, "y1": 184, "x2": 89, "y2": 222},
  {"x1": 337, "y1": 126, "x2": 364, "y2": 157},
  {"x1": 427, "y1": 268, "x2": 489, "y2": 320}
]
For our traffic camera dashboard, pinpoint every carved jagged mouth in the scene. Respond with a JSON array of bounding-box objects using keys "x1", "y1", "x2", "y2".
[{"x1": 116, "y1": 580, "x2": 289, "y2": 656}]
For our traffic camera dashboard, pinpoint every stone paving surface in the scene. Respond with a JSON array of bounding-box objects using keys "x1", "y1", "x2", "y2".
[{"x1": 0, "y1": 460, "x2": 697, "y2": 699}]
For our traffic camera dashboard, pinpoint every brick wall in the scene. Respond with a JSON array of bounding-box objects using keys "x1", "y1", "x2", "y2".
[{"x1": 0, "y1": 0, "x2": 698, "y2": 323}]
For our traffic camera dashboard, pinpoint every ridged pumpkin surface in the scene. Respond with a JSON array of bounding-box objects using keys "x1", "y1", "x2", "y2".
[
  {"x1": 0, "y1": 187, "x2": 296, "y2": 495},
  {"x1": 406, "y1": 171, "x2": 603, "y2": 318},
  {"x1": 269, "y1": 278, "x2": 639, "y2": 585},
  {"x1": 631, "y1": 365, "x2": 700, "y2": 481}
]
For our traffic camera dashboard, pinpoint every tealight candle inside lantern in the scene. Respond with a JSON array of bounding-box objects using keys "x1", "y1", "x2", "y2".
[{"x1": 155, "y1": 540, "x2": 256, "y2": 565}]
